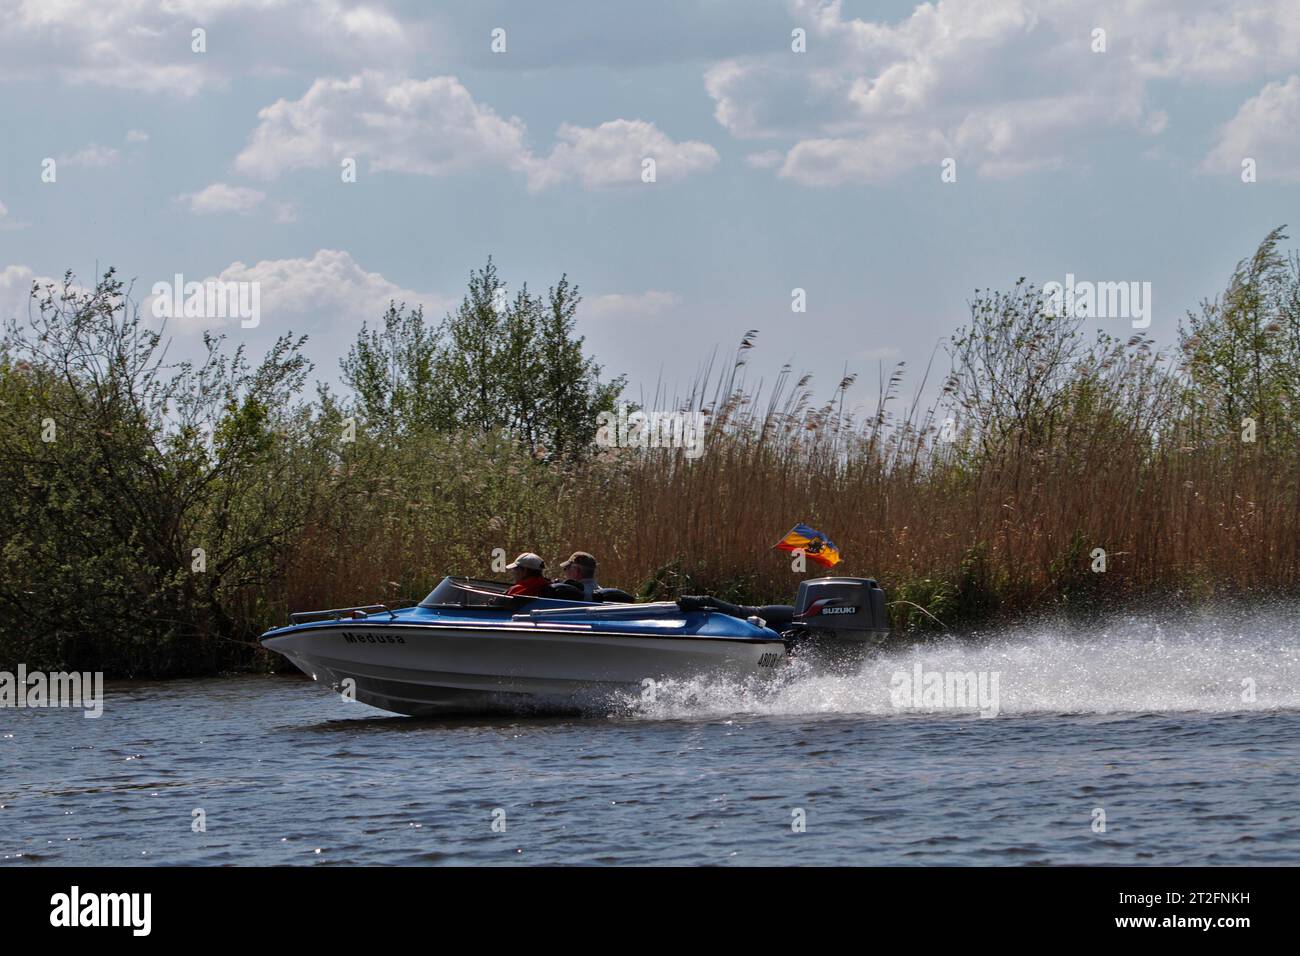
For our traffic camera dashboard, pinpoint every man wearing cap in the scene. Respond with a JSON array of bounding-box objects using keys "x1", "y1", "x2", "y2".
[
  {"x1": 558, "y1": 551, "x2": 600, "y2": 601},
  {"x1": 505, "y1": 553, "x2": 551, "y2": 597}
]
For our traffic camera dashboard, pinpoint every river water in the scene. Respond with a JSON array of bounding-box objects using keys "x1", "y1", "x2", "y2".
[{"x1": 4, "y1": 611, "x2": 1300, "y2": 865}]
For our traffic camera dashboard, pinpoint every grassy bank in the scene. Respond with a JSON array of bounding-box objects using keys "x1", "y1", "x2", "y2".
[{"x1": 4, "y1": 231, "x2": 1300, "y2": 677}]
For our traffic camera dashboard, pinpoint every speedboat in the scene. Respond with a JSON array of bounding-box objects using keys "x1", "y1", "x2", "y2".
[{"x1": 260, "y1": 575, "x2": 889, "y2": 716}]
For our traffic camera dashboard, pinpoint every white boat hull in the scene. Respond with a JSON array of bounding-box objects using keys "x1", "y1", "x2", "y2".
[{"x1": 265, "y1": 621, "x2": 787, "y2": 716}]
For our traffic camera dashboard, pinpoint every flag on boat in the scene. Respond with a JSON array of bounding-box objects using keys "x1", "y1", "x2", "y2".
[{"x1": 773, "y1": 523, "x2": 842, "y2": 568}]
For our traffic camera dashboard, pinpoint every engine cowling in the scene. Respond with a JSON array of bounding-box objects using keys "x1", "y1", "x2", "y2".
[{"x1": 784, "y1": 577, "x2": 890, "y2": 667}]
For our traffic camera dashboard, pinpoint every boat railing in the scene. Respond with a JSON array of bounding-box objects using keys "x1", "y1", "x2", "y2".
[
  {"x1": 289, "y1": 604, "x2": 398, "y2": 624},
  {"x1": 514, "y1": 602, "x2": 681, "y2": 622}
]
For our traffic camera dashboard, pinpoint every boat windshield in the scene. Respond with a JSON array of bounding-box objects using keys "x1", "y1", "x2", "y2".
[{"x1": 419, "y1": 576, "x2": 517, "y2": 608}]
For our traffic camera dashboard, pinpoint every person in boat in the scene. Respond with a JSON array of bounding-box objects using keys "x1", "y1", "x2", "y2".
[
  {"x1": 505, "y1": 553, "x2": 552, "y2": 597},
  {"x1": 557, "y1": 551, "x2": 600, "y2": 600}
]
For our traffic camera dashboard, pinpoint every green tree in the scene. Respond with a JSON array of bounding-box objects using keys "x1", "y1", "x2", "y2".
[
  {"x1": 340, "y1": 301, "x2": 453, "y2": 432},
  {"x1": 945, "y1": 279, "x2": 1090, "y2": 460},
  {"x1": 1180, "y1": 225, "x2": 1298, "y2": 446},
  {"x1": 440, "y1": 259, "x2": 510, "y2": 435},
  {"x1": 0, "y1": 270, "x2": 332, "y2": 675},
  {"x1": 945, "y1": 279, "x2": 1173, "y2": 469},
  {"x1": 340, "y1": 258, "x2": 625, "y2": 458},
  {"x1": 537, "y1": 274, "x2": 625, "y2": 459}
]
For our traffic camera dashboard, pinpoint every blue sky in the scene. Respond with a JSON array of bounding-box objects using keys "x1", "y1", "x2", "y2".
[{"x1": 2, "y1": 0, "x2": 1298, "y2": 413}]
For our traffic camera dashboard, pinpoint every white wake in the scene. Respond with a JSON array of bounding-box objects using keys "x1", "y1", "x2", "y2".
[{"x1": 623, "y1": 606, "x2": 1300, "y2": 719}]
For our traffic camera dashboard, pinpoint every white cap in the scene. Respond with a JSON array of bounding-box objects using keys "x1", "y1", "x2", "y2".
[{"x1": 506, "y1": 552, "x2": 545, "y2": 571}]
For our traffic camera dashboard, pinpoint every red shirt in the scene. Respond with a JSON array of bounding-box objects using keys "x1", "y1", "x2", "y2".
[{"x1": 507, "y1": 574, "x2": 551, "y2": 597}]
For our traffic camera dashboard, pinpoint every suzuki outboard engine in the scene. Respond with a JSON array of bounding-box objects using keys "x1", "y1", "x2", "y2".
[
  {"x1": 783, "y1": 577, "x2": 890, "y2": 669},
  {"x1": 678, "y1": 577, "x2": 890, "y2": 671}
]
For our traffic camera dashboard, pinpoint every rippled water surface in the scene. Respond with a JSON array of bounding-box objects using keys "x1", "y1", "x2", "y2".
[{"x1": 4, "y1": 614, "x2": 1300, "y2": 865}]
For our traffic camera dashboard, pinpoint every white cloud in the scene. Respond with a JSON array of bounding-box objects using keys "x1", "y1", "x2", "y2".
[
  {"x1": 125, "y1": 129, "x2": 150, "y2": 144},
  {"x1": 235, "y1": 73, "x2": 529, "y2": 179},
  {"x1": 780, "y1": 127, "x2": 948, "y2": 186},
  {"x1": 156, "y1": 249, "x2": 454, "y2": 334},
  {"x1": 1202, "y1": 75, "x2": 1300, "y2": 181},
  {"x1": 524, "y1": 120, "x2": 718, "y2": 190},
  {"x1": 57, "y1": 144, "x2": 121, "y2": 168},
  {"x1": 706, "y1": 0, "x2": 1049, "y2": 144},
  {"x1": 585, "y1": 290, "x2": 682, "y2": 319},
  {"x1": 237, "y1": 72, "x2": 718, "y2": 190},
  {"x1": 0, "y1": 0, "x2": 425, "y2": 96},
  {"x1": 705, "y1": 0, "x2": 1297, "y2": 183},
  {"x1": 1134, "y1": 0, "x2": 1300, "y2": 83},
  {"x1": 176, "y1": 183, "x2": 267, "y2": 215},
  {"x1": 0, "y1": 265, "x2": 59, "y2": 323},
  {"x1": 704, "y1": 60, "x2": 787, "y2": 140}
]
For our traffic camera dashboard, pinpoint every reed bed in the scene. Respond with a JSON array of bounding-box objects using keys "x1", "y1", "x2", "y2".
[{"x1": 281, "y1": 332, "x2": 1300, "y2": 635}]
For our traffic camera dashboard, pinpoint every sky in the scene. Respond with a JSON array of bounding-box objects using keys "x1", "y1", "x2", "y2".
[{"x1": 1, "y1": 0, "x2": 1298, "y2": 414}]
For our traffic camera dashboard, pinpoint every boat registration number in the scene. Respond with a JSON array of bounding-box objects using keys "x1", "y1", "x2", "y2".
[
  {"x1": 757, "y1": 652, "x2": 782, "y2": 668},
  {"x1": 341, "y1": 631, "x2": 407, "y2": 645}
]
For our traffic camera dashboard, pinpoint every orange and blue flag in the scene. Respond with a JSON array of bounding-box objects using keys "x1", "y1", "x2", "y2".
[{"x1": 773, "y1": 523, "x2": 841, "y2": 568}]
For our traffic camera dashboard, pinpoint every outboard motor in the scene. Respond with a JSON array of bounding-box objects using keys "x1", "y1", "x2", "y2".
[
  {"x1": 678, "y1": 578, "x2": 889, "y2": 670},
  {"x1": 783, "y1": 577, "x2": 890, "y2": 669}
]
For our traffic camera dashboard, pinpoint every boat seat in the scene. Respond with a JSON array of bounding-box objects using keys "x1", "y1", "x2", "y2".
[
  {"x1": 547, "y1": 581, "x2": 585, "y2": 600},
  {"x1": 593, "y1": 587, "x2": 636, "y2": 603}
]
